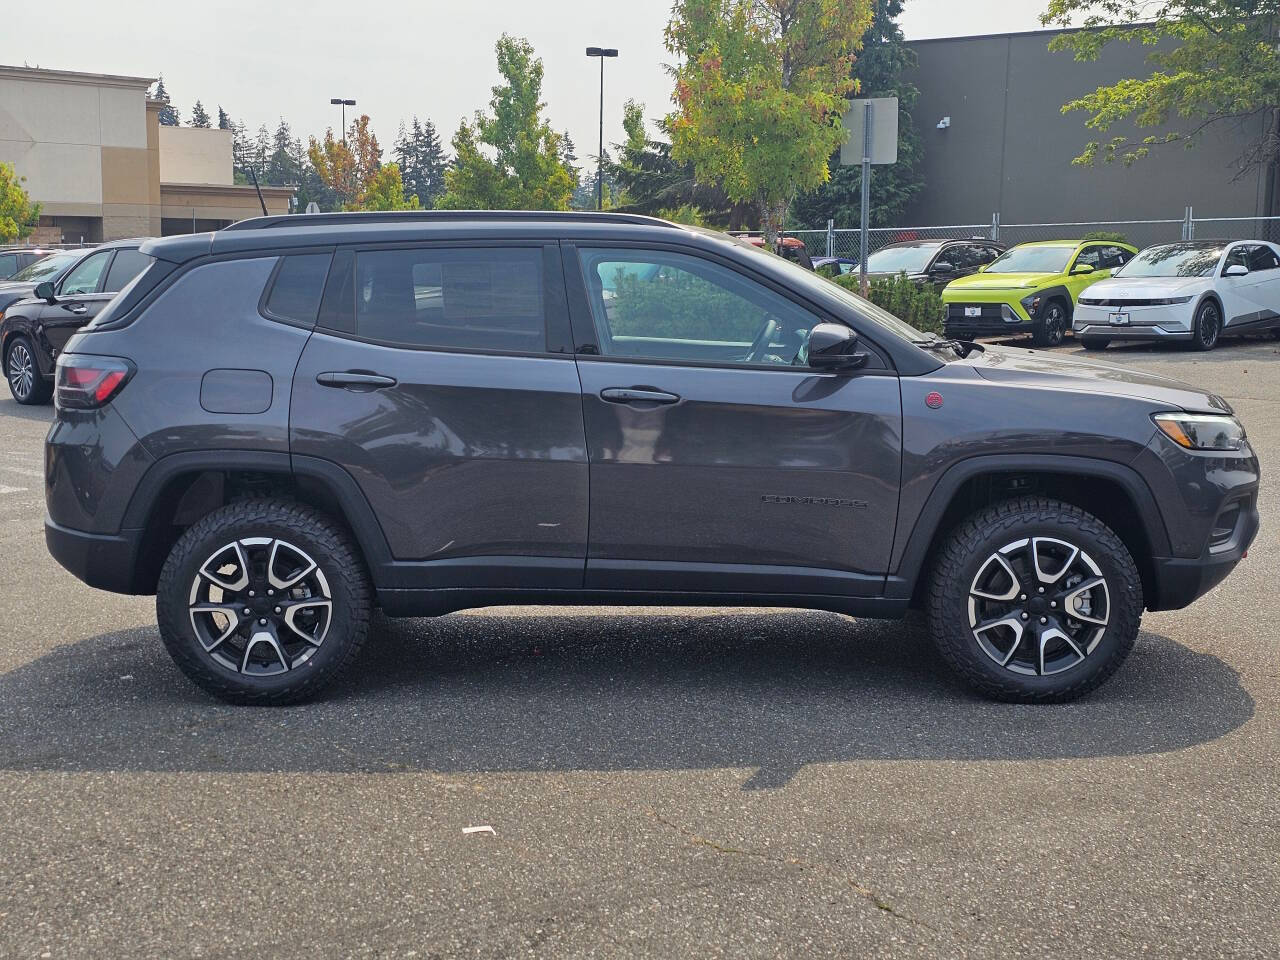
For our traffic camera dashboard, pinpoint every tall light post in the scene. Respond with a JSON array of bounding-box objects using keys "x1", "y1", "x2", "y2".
[
  {"x1": 329, "y1": 97, "x2": 356, "y2": 143},
  {"x1": 585, "y1": 47, "x2": 618, "y2": 211}
]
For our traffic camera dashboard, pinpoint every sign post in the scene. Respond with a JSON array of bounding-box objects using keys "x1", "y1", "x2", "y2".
[{"x1": 839, "y1": 97, "x2": 898, "y2": 297}]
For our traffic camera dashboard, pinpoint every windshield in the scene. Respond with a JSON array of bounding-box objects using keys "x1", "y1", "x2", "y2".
[
  {"x1": 866, "y1": 245, "x2": 937, "y2": 274},
  {"x1": 1115, "y1": 244, "x2": 1224, "y2": 278},
  {"x1": 985, "y1": 245, "x2": 1074, "y2": 275},
  {"x1": 7, "y1": 251, "x2": 78, "y2": 283}
]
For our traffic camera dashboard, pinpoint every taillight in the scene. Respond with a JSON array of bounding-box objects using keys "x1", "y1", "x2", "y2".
[{"x1": 55, "y1": 354, "x2": 134, "y2": 410}]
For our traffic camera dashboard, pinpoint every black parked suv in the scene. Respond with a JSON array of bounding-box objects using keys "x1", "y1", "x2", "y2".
[
  {"x1": 2, "y1": 239, "x2": 152, "y2": 403},
  {"x1": 44, "y1": 212, "x2": 1259, "y2": 705}
]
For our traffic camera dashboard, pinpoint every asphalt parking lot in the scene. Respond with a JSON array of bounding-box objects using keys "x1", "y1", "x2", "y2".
[{"x1": 1, "y1": 338, "x2": 1277, "y2": 959}]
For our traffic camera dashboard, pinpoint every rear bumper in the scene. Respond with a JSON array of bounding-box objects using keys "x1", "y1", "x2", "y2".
[{"x1": 45, "y1": 515, "x2": 145, "y2": 595}]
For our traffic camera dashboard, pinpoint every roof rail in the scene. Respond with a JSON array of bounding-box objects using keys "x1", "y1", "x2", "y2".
[{"x1": 222, "y1": 209, "x2": 681, "y2": 232}]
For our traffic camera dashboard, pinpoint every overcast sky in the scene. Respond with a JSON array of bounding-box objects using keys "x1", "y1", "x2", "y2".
[{"x1": 5, "y1": 1, "x2": 1046, "y2": 160}]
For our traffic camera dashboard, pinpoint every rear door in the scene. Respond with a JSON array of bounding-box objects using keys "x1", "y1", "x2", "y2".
[
  {"x1": 1221, "y1": 244, "x2": 1280, "y2": 330},
  {"x1": 566, "y1": 242, "x2": 902, "y2": 597},
  {"x1": 289, "y1": 241, "x2": 589, "y2": 589}
]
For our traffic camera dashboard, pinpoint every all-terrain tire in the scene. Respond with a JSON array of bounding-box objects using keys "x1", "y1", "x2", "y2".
[
  {"x1": 156, "y1": 498, "x2": 371, "y2": 705},
  {"x1": 926, "y1": 496, "x2": 1142, "y2": 703}
]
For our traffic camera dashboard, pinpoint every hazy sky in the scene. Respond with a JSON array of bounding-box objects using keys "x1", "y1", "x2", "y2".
[{"x1": 5, "y1": 1, "x2": 1046, "y2": 159}]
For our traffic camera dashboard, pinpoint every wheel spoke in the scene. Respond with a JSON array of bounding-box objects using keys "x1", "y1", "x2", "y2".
[
  {"x1": 973, "y1": 615, "x2": 1025, "y2": 666},
  {"x1": 280, "y1": 598, "x2": 332, "y2": 647},
  {"x1": 267, "y1": 539, "x2": 317, "y2": 591},
  {"x1": 1032, "y1": 537, "x2": 1079, "y2": 585},
  {"x1": 1039, "y1": 626, "x2": 1085, "y2": 676},
  {"x1": 199, "y1": 541, "x2": 250, "y2": 593},
  {"x1": 1062, "y1": 577, "x2": 1109, "y2": 625},
  {"x1": 241, "y1": 629, "x2": 290, "y2": 675},
  {"x1": 188, "y1": 604, "x2": 241, "y2": 652},
  {"x1": 970, "y1": 551, "x2": 1022, "y2": 602}
]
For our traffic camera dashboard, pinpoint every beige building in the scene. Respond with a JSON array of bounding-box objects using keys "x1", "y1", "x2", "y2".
[{"x1": 0, "y1": 64, "x2": 293, "y2": 243}]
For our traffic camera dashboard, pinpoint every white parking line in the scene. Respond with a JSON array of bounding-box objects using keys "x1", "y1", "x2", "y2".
[
  {"x1": 0, "y1": 485, "x2": 27, "y2": 495},
  {"x1": 0, "y1": 466, "x2": 43, "y2": 479}
]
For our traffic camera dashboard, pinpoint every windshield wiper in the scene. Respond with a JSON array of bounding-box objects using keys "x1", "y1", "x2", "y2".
[{"x1": 914, "y1": 337, "x2": 983, "y2": 358}]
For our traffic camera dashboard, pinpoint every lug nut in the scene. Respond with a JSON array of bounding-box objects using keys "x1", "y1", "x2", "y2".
[
  {"x1": 243, "y1": 608, "x2": 251, "y2": 616},
  {"x1": 268, "y1": 589, "x2": 274, "y2": 596},
  {"x1": 1038, "y1": 587, "x2": 1045, "y2": 594},
  {"x1": 1021, "y1": 613, "x2": 1029, "y2": 621},
  {"x1": 1019, "y1": 594, "x2": 1026, "y2": 601},
  {"x1": 274, "y1": 607, "x2": 282, "y2": 614},
  {"x1": 259, "y1": 618, "x2": 267, "y2": 625},
  {"x1": 1050, "y1": 601, "x2": 1057, "y2": 608},
  {"x1": 248, "y1": 590, "x2": 255, "y2": 597},
  {"x1": 1040, "y1": 617, "x2": 1048, "y2": 624}
]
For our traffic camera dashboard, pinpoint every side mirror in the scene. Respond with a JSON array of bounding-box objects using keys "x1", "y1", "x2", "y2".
[
  {"x1": 1224, "y1": 264, "x2": 1249, "y2": 277},
  {"x1": 808, "y1": 322, "x2": 868, "y2": 371},
  {"x1": 1070, "y1": 263, "x2": 1095, "y2": 276},
  {"x1": 34, "y1": 281, "x2": 57, "y2": 303},
  {"x1": 932, "y1": 261, "x2": 956, "y2": 275}
]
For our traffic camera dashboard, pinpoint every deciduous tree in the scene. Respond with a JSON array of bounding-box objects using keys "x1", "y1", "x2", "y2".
[
  {"x1": 307, "y1": 115, "x2": 382, "y2": 210},
  {"x1": 356, "y1": 163, "x2": 420, "y2": 211},
  {"x1": 1042, "y1": 0, "x2": 1280, "y2": 176},
  {"x1": 0, "y1": 163, "x2": 40, "y2": 243},
  {"x1": 665, "y1": 0, "x2": 875, "y2": 243},
  {"x1": 437, "y1": 35, "x2": 575, "y2": 210},
  {"x1": 790, "y1": 0, "x2": 924, "y2": 228}
]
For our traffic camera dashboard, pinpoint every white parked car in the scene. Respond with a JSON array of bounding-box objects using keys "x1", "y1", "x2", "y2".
[{"x1": 1072, "y1": 239, "x2": 1280, "y2": 351}]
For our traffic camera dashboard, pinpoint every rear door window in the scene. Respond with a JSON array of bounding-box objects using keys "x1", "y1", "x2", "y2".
[
  {"x1": 352, "y1": 247, "x2": 545, "y2": 352},
  {"x1": 1247, "y1": 245, "x2": 1280, "y2": 272}
]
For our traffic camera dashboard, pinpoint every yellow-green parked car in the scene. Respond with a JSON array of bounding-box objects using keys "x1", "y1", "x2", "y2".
[{"x1": 942, "y1": 240, "x2": 1138, "y2": 346}]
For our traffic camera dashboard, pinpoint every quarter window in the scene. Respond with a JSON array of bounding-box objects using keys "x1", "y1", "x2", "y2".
[
  {"x1": 1247, "y1": 245, "x2": 1280, "y2": 272},
  {"x1": 264, "y1": 253, "x2": 333, "y2": 325},
  {"x1": 353, "y1": 247, "x2": 545, "y2": 352},
  {"x1": 578, "y1": 248, "x2": 824, "y2": 366},
  {"x1": 103, "y1": 249, "x2": 152, "y2": 293},
  {"x1": 60, "y1": 251, "x2": 113, "y2": 296},
  {"x1": 0, "y1": 254, "x2": 17, "y2": 277}
]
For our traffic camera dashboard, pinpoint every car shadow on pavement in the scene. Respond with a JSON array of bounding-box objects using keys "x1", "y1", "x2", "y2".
[
  {"x1": 0, "y1": 611, "x2": 1253, "y2": 788},
  {"x1": 0, "y1": 399, "x2": 55, "y2": 423}
]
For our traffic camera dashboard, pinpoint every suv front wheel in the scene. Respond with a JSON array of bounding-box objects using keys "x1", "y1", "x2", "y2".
[
  {"x1": 156, "y1": 499, "x2": 371, "y2": 704},
  {"x1": 926, "y1": 496, "x2": 1142, "y2": 702}
]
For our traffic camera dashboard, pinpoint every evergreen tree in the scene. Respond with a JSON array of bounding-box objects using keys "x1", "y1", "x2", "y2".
[
  {"x1": 217, "y1": 106, "x2": 231, "y2": 130},
  {"x1": 393, "y1": 117, "x2": 449, "y2": 208},
  {"x1": 151, "y1": 76, "x2": 180, "y2": 126},
  {"x1": 789, "y1": 0, "x2": 924, "y2": 229},
  {"x1": 190, "y1": 100, "x2": 211, "y2": 128},
  {"x1": 252, "y1": 124, "x2": 272, "y2": 180},
  {"x1": 265, "y1": 119, "x2": 304, "y2": 186}
]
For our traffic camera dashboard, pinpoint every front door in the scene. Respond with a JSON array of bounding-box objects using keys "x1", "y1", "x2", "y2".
[
  {"x1": 567, "y1": 244, "x2": 903, "y2": 597},
  {"x1": 289, "y1": 243, "x2": 589, "y2": 589},
  {"x1": 1221, "y1": 244, "x2": 1280, "y2": 330}
]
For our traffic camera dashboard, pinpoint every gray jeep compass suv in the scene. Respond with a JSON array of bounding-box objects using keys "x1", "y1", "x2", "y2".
[{"x1": 44, "y1": 212, "x2": 1260, "y2": 705}]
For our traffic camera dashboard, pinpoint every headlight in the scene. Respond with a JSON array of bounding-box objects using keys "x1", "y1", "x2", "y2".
[
  {"x1": 1152, "y1": 413, "x2": 1246, "y2": 451},
  {"x1": 1163, "y1": 296, "x2": 1194, "y2": 305},
  {"x1": 1020, "y1": 294, "x2": 1042, "y2": 317}
]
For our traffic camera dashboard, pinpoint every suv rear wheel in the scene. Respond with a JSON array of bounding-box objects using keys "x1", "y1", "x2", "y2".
[
  {"x1": 5, "y1": 335, "x2": 52, "y2": 405},
  {"x1": 156, "y1": 499, "x2": 371, "y2": 704},
  {"x1": 926, "y1": 496, "x2": 1141, "y2": 702}
]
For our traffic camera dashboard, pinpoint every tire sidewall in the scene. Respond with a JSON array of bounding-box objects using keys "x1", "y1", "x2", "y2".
[
  {"x1": 156, "y1": 504, "x2": 367, "y2": 702},
  {"x1": 1043, "y1": 302, "x2": 1066, "y2": 346},
  {"x1": 1194, "y1": 300, "x2": 1220, "y2": 350},
  {"x1": 6, "y1": 336, "x2": 40, "y2": 404},
  {"x1": 931, "y1": 505, "x2": 1142, "y2": 700}
]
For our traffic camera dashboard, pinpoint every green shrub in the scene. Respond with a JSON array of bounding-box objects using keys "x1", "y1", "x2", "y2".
[{"x1": 833, "y1": 271, "x2": 945, "y2": 335}]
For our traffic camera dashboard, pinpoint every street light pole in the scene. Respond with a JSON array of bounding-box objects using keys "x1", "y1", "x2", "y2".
[
  {"x1": 329, "y1": 97, "x2": 356, "y2": 144},
  {"x1": 585, "y1": 47, "x2": 618, "y2": 211}
]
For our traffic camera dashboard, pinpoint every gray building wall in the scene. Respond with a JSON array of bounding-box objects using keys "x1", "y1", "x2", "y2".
[{"x1": 903, "y1": 29, "x2": 1272, "y2": 226}]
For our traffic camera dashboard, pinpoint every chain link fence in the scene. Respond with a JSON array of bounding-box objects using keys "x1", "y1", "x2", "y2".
[{"x1": 787, "y1": 214, "x2": 1280, "y2": 260}]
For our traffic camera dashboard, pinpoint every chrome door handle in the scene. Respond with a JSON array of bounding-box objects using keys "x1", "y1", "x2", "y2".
[
  {"x1": 67, "y1": 305, "x2": 88, "y2": 315},
  {"x1": 600, "y1": 387, "x2": 680, "y2": 405},
  {"x1": 316, "y1": 371, "x2": 398, "y2": 389}
]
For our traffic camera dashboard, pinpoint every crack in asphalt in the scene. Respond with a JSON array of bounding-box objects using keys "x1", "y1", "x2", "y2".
[{"x1": 644, "y1": 806, "x2": 928, "y2": 928}]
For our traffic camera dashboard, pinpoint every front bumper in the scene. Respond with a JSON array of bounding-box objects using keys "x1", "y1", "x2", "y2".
[
  {"x1": 1073, "y1": 303, "x2": 1195, "y2": 340},
  {"x1": 45, "y1": 515, "x2": 146, "y2": 594},
  {"x1": 943, "y1": 301, "x2": 1035, "y2": 337},
  {"x1": 1148, "y1": 498, "x2": 1259, "y2": 610}
]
